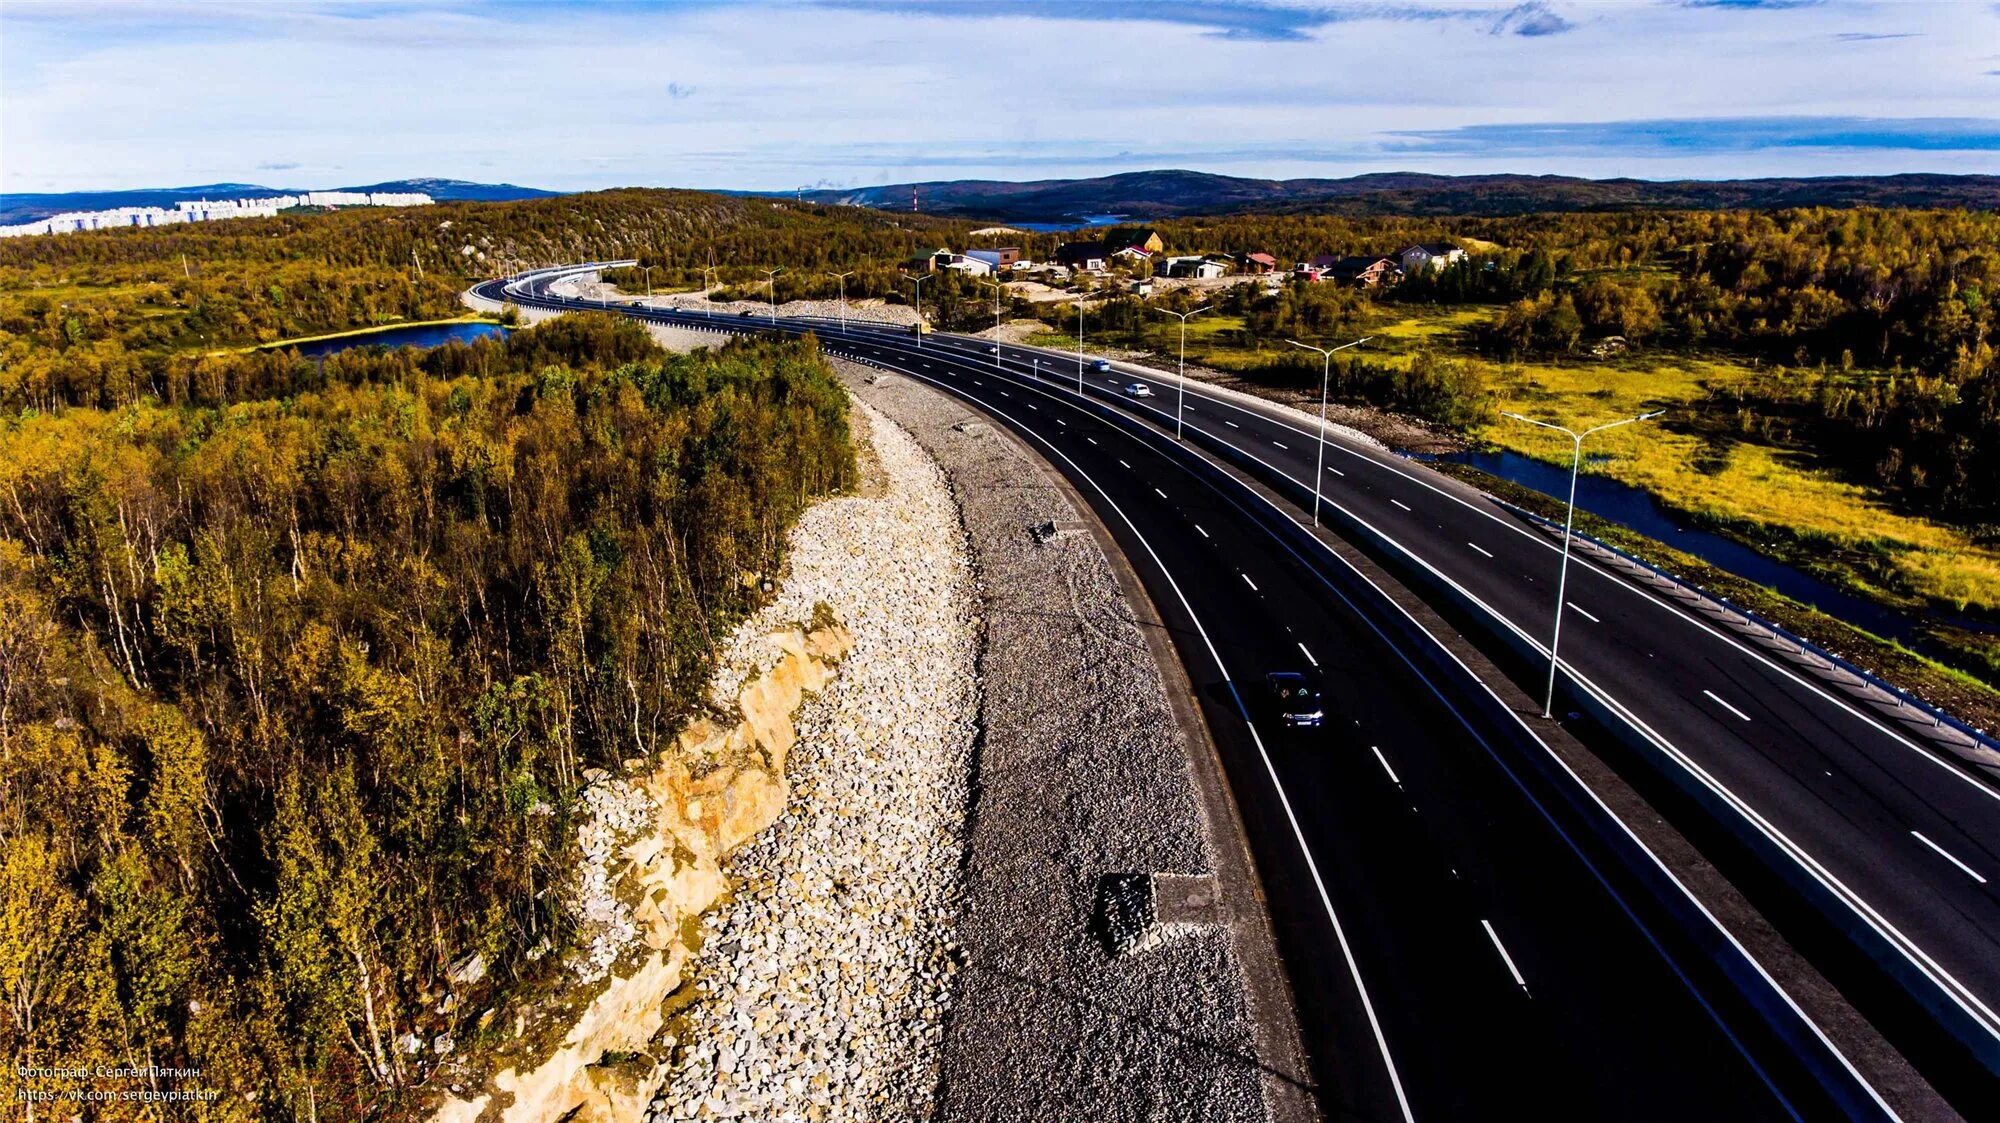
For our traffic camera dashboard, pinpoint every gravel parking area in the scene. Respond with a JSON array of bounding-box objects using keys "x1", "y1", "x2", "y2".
[{"x1": 843, "y1": 360, "x2": 1310, "y2": 1123}]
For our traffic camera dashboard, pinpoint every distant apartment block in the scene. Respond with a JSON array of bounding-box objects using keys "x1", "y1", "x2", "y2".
[{"x1": 0, "y1": 191, "x2": 435, "y2": 237}]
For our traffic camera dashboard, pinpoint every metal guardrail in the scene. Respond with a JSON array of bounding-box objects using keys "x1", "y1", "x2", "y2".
[{"x1": 1495, "y1": 499, "x2": 2000, "y2": 758}]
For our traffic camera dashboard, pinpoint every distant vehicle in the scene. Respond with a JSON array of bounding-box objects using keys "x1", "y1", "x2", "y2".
[
  {"x1": 988, "y1": 344, "x2": 1001, "y2": 354},
  {"x1": 738, "y1": 309, "x2": 756, "y2": 317},
  {"x1": 1122, "y1": 382, "x2": 1153, "y2": 398},
  {"x1": 908, "y1": 322, "x2": 932, "y2": 337},
  {"x1": 1264, "y1": 673, "x2": 1323, "y2": 728},
  {"x1": 1091, "y1": 358, "x2": 1112, "y2": 372}
]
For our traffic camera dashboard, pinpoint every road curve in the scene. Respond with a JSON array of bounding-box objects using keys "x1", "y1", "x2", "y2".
[{"x1": 470, "y1": 266, "x2": 1926, "y2": 1120}]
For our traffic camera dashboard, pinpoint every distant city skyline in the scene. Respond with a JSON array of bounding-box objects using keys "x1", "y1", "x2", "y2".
[{"x1": 5, "y1": 0, "x2": 2000, "y2": 196}]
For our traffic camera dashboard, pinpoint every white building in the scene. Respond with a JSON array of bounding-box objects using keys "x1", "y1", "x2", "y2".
[
  {"x1": 1396, "y1": 243, "x2": 1466, "y2": 274},
  {"x1": 1, "y1": 190, "x2": 434, "y2": 238}
]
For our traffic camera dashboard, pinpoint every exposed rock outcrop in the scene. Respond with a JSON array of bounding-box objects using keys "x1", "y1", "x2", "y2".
[{"x1": 433, "y1": 621, "x2": 852, "y2": 1123}]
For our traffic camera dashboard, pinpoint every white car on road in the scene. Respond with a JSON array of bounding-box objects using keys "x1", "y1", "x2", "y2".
[{"x1": 1123, "y1": 382, "x2": 1154, "y2": 398}]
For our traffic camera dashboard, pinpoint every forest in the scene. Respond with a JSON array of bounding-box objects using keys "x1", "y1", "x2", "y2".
[
  {"x1": 0, "y1": 314, "x2": 854, "y2": 1118},
  {"x1": 0, "y1": 187, "x2": 987, "y2": 409}
]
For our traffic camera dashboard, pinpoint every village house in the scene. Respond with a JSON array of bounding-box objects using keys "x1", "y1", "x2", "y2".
[
  {"x1": 1237, "y1": 252, "x2": 1279, "y2": 274},
  {"x1": 1157, "y1": 254, "x2": 1229, "y2": 279},
  {"x1": 1315, "y1": 254, "x2": 1400, "y2": 287},
  {"x1": 1055, "y1": 241, "x2": 1108, "y2": 272},
  {"x1": 965, "y1": 247, "x2": 1021, "y2": 270},
  {"x1": 929, "y1": 250, "x2": 994, "y2": 275},
  {"x1": 1116, "y1": 229, "x2": 1166, "y2": 254},
  {"x1": 1397, "y1": 242, "x2": 1466, "y2": 274},
  {"x1": 1110, "y1": 245, "x2": 1154, "y2": 268}
]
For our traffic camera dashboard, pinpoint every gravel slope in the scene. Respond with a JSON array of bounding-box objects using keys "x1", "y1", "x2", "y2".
[
  {"x1": 647, "y1": 402, "x2": 979, "y2": 1122},
  {"x1": 843, "y1": 362, "x2": 1283, "y2": 1123}
]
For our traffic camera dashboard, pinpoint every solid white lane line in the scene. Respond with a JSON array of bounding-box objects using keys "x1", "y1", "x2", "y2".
[
  {"x1": 1912, "y1": 831, "x2": 1989, "y2": 884},
  {"x1": 678, "y1": 314, "x2": 1891, "y2": 1102},
  {"x1": 1273, "y1": 441, "x2": 1289, "y2": 449},
  {"x1": 1482, "y1": 920, "x2": 1530, "y2": 994},
  {"x1": 1704, "y1": 690, "x2": 1753, "y2": 722},
  {"x1": 1469, "y1": 543, "x2": 1494, "y2": 559},
  {"x1": 1299, "y1": 642, "x2": 1318, "y2": 667},
  {"x1": 1195, "y1": 524, "x2": 1210, "y2": 539},
  {"x1": 1371, "y1": 745, "x2": 1401, "y2": 787},
  {"x1": 1242, "y1": 573, "x2": 1259, "y2": 592},
  {"x1": 1154, "y1": 488, "x2": 1169, "y2": 499},
  {"x1": 1391, "y1": 499, "x2": 1412, "y2": 511},
  {"x1": 893, "y1": 382, "x2": 1415, "y2": 1121},
  {"x1": 1568, "y1": 602, "x2": 1600, "y2": 623}
]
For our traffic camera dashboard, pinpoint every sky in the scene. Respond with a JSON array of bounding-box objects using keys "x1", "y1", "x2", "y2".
[{"x1": 5, "y1": 0, "x2": 2000, "y2": 195}]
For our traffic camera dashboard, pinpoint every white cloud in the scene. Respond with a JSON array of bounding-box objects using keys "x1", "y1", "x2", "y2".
[{"x1": 3, "y1": 0, "x2": 1998, "y2": 193}]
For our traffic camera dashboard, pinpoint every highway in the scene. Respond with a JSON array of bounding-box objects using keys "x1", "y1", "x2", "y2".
[{"x1": 472, "y1": 266, "x2": 1950, "y2": 1119}]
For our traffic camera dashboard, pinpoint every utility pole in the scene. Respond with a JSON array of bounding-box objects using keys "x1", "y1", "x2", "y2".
[
  {"x1": 1285, "y1": 337, "x2": 1372, "y2": 527},
  {"x1": 181, "y1": 253, "x2": 191, "y2": 279},
  {"x1": 1502, "y1": 409, "x2": 1665, "y2": 717},
  {"x1": 701, "y1": 265, "x2": 717, "y2": 319},
  {"x1": 1151, "y1": 304, "x2": 1209, "y2": 440},
  {"x1": 827, "y1": 270, "x2": 854, "y2": 335}
]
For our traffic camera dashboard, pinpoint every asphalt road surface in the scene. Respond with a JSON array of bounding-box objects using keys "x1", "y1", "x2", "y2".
[{"x1": 470, "y1": 267, "x2": 1977, "y2": 1119}]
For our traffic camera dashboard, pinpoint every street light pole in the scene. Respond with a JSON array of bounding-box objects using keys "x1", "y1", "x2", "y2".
[
  {"x1": 1151, "y1": 304, "x2": 1209, "y2": 440},
  {"x1": 701, "y1": 266, "x2": 717, "y2": 319},
  {"x1": 641, "y1": 265, "x2": 655, "y2": 299},
  {"x1": 1285, "y1": 337, "x2": 1371, "y2": 527},
  {"x1": 762, "y1": 267, "x2": 783, "y2": 323},
  {"x1": 907, "y1": 274, "x2": 931, "y2": 347},
  {"x1": 827, "y1": 270, "x2": 854, "y2": 335},
  {"x1": 1077, "y1": 301, "x2": 1086, "y2": 394},
  {"x1": 977, "y1": 278, "x2": 1005, "y2": 368},
  {"x1": 1502, "y1": 409, "x2": 1666, "y2": 718}
]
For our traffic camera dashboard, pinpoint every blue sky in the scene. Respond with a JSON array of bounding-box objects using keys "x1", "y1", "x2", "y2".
[{"x1": 4, "y1": 0, "x2": 2000, "y2": 194}]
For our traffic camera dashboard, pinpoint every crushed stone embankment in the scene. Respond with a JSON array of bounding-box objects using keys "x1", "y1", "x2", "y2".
[
  {"x1": 842, "y1": 359, "x2": 1312, "y2": 1123},
  {"x1": 646, "y1": 400, "x2": 979, "y2": 1122}
]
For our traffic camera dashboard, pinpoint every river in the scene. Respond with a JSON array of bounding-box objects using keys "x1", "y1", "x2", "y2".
[
  {"x1": 1428, "y1": 447, "x2": 1994, "y2": 645},
  {"x1": 276, "y1": 320, "x2": 509, "y2": 359}
]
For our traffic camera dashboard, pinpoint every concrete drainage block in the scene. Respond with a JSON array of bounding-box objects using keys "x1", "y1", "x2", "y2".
[
  {"x1": 1096, "y1": 872, "x2": 1220, "y2": 956},
  {"x1": 1029, "y1": 519, "x2": 1087, "y2": 545}
]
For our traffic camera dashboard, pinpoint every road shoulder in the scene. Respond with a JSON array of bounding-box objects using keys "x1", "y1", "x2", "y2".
[{"x1": 840, "y1": 359, "x2": 1318, "y2": 1123}]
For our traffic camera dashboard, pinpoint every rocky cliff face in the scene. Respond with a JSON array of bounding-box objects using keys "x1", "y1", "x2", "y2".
[{"x1": 434, "y1": 621, "x2": 853, "y2": 1123}]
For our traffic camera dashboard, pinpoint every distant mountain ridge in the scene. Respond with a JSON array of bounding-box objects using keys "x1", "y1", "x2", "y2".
[
  {"x1": 800, "y1": 169, "x2": 2000, "y2": 220},
  {"x1": 0, "y1": 178, "x2": 561, "y2": 225}
]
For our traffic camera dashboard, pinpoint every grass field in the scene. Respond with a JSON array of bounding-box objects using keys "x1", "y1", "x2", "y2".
[
  {"x1": 1473, "y1": 352, "x2": 2000, "y2": 615},
  {"x1": 1064, "y1": 297, "x2": 2000, "y2": 620}
]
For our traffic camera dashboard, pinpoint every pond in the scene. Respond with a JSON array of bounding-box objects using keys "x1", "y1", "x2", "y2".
[
  {"x1": 275, "y1": 321, "x2": 509, "y2": 359},
  {"x1": 1014, "y1": 214, "x2": 1128, "y2": 233},
  {"x1": 1428, "y1": 447, "x2": 1992, "y2": 645}
]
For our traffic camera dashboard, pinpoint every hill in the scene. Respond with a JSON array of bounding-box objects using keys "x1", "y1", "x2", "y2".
[
  {"x1": 0, "y1": 177, "x2": 560, "y2": 224},
  {"x1": 801, "y1": 169, "x2": 2000, "y2": 221}
]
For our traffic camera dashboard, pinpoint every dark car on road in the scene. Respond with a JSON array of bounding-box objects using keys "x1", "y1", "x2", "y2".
[{"x1": 1264, "y1": 672, "x2": 1323, "y2": 728}]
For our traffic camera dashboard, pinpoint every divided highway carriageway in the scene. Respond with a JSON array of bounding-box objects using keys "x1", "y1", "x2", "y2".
[{"x1": 477, "y1": 264, "x2": 2000, "y2": 1120}]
